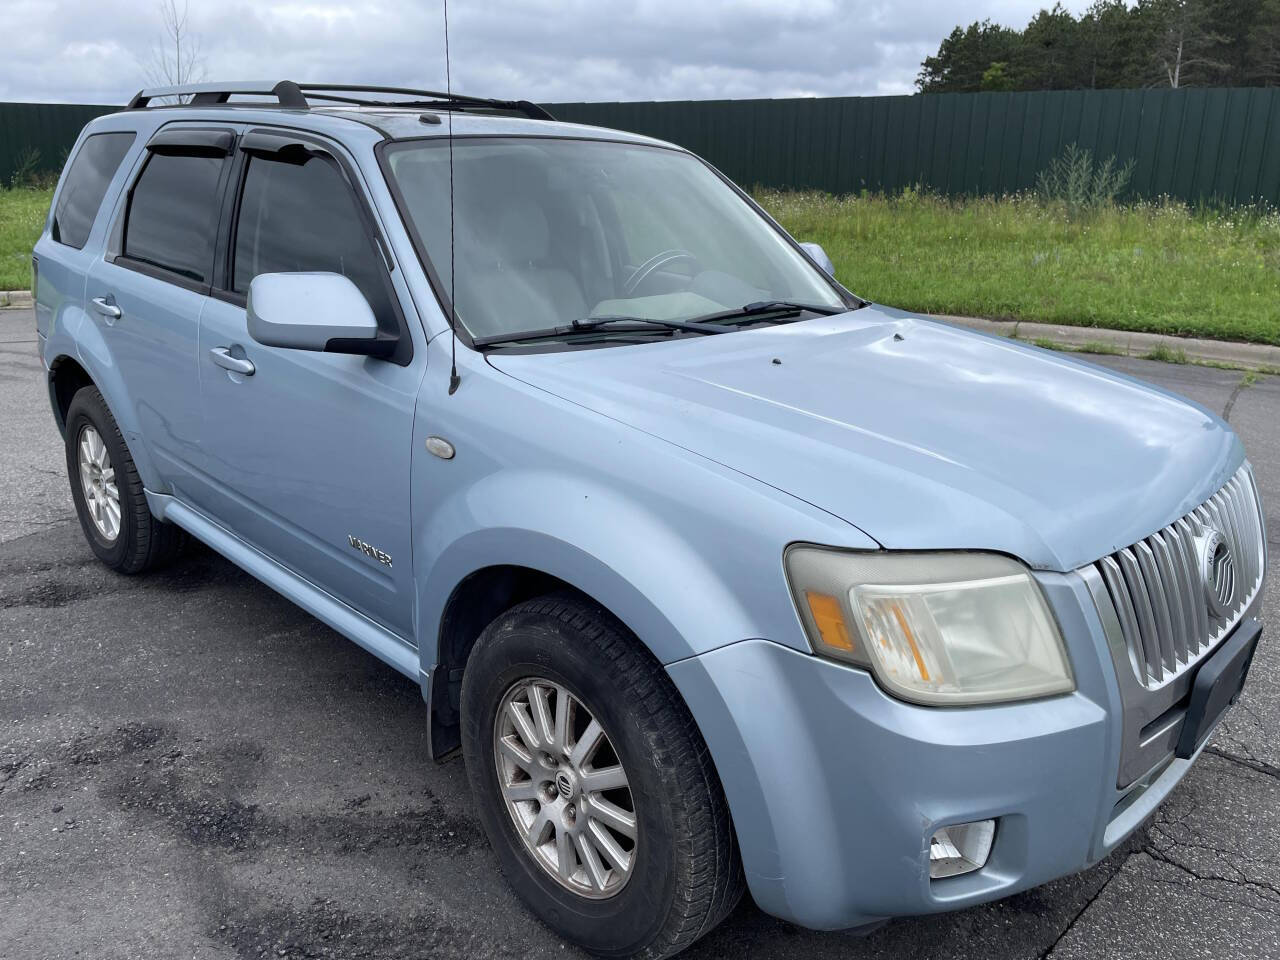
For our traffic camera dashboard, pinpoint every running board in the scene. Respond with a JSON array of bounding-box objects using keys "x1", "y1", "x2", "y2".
[{"x1": 147, "y1": 492, "x2": 420, "y2": 680}]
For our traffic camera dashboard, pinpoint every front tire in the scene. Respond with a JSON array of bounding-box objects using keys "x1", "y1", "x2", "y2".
[
  {"x1": 461, "y1": 594, "x2": 742, "y2": 959},
  {"x1": 64, "y1": 386, "x2": 184, "y2": 574}
]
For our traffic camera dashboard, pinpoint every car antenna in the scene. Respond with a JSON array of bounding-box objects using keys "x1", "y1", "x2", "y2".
[{"x1": 444, "y1": 0, "x2": 461, "y2": 395}]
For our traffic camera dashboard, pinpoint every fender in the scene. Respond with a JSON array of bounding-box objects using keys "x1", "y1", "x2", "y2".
[
  {"x1": 420, "y1": 536, "x2": 727, "y2": 676},
  {"x1": 415, "y1": 465, "x2": 879, "y2": 680}
]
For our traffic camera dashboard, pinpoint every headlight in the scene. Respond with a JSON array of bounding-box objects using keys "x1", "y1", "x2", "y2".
[{"x1": 784, "y1": 547, "x2": 1073, "y2": 706}]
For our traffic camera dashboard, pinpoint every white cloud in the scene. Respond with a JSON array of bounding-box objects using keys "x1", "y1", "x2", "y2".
[{"x1": 0, "y1": 0, "x2": 1094, "y2": 105}]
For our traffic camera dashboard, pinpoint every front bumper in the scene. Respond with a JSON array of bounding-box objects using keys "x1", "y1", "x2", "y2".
[{"x1": 666, "y1": 570, "x2": 1254, "y2": 930}]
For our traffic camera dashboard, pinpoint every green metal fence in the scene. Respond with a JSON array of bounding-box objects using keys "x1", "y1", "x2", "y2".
[
  {"x1": 548, "y1": 88, "x2": 1280, "y2": 206},
  {"x1": 5, "y1": 88, "x2": 1280, "y2": 204},
  {"x1": 0, "y1": 102, "x2": 115, "y2": 183}
]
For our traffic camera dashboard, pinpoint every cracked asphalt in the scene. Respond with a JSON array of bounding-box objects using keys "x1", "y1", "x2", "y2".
[{"x1": 2, "y1": 306, "x2": 1278, "y2": 960}]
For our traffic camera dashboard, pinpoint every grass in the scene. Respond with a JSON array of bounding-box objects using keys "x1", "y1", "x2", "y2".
[
  {"x1": 1077, "y1": 340, "x2": 1125, "y2": 355},
  {"x1": 1143, "y1": 344, "x2": 1190, "y2": 364},
  {"x1": 1031, "y1": 338, "x2": 1126, "y2": 356},
  {"x1": 1024, "y1": 335, "x2": 1272, "y2": 376},
  {"x1": 758, "y1": 190, "x2": 1280, "y2": 346},
  {"x1": 0, "y1": 187, "x2": 52, "y2": 291},
  {"x1": 2, "y1": 185, "x2": 1279, "y2": 347}
]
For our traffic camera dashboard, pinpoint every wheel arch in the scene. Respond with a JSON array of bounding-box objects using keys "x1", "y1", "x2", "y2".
[
  {"x1": 48, "y1": 353, "x2": 95, "y2": 437},
  {"x1": 46, "y1": 344, "x2": 163, "y2": 492},
  {"x1": 418, "y1": 521, "x2": 750, "y2": 760},
  {"x1": 422, "y1": 532, "x2": 721, "y2": 759},
  {"x1": 426, "y1": 563, "x2": 594, "y2": 758}
]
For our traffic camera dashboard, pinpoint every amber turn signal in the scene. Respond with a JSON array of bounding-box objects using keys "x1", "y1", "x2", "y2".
[{"x1": 804, "y1": 591, "x2": 856, "y2": 653}]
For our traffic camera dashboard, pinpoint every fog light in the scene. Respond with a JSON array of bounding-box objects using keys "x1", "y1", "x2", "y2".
[{"x1": 929, "y1": 820, "x2": 995, "y2": 879}]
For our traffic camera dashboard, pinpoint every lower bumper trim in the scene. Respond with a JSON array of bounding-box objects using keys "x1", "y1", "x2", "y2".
[{"x1": 1176, "y1": 618, "x2": 1261, "y2": 758}]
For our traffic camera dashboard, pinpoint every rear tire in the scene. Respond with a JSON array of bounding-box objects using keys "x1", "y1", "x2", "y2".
[
  {"x1": 64, "y1": 386, "x2": 184, "y2": 574},
  {"x1": 461, "y1": 593, "x2": 743, "y2": 959}
]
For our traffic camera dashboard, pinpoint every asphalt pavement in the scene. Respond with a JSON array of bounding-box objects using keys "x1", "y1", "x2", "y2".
[{"x1": 2, "y1": 307, "x2": 1278, "y2": 960}]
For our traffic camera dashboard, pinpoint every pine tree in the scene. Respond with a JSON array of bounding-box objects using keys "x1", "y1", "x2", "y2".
[
  {"x1": 1248, "y1": 0, "x2": 1280, "y2": 84},
  {"x1": 1138, "y1": 0, "x2": 1229, "y2": 88},
  {"x1": 1013, "y1": 4, "x2": 1087, "y2": 90},
  {"x1": 916, "y1": 21, "x2": 1021, "y2": 92}
]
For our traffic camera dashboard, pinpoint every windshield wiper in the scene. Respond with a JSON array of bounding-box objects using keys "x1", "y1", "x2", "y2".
[
  {"x1": 573, "y1": 315, "x2": 729, "y2": 334},
  {"x1": 472, "y1": 315, "x2": 728, "y2": 348},
  {"x1": 689, "y1": 300, "x2": 847, "y2": 326}
]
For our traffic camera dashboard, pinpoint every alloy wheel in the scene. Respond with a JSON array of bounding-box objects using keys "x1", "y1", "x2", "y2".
[
  {"x1": 77, "y1": 425, "x2": 120, "y2": 542},
  {"x1": 493, "y1": 676, "x2": 638, "y2": 899}
]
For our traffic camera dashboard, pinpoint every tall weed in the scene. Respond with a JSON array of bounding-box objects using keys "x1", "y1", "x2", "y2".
[{"x1": 1036, "y1": 143, "x2": 1135, "y2": 214}]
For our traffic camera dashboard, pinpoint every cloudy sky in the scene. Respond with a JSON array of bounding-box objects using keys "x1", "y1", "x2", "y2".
[{"x1": 3, "y1": 0, "x2": 1092, "y2": 106}]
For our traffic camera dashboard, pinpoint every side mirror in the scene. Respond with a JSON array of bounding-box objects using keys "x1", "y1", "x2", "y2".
[
  {"x1": 799, "y1": 242, "x2": 836, "y2": 278},
  {"x1": 247, "y1": 272, "x2": 392, "y2": 357}
]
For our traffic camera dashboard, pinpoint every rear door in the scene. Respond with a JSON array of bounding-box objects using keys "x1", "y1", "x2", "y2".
[
  {"x1": 191, "y1": 128, "x2": 422, "y2": 639},
  {"x1": 84, "y1": 125, "x2": 236, "y2": 491}
]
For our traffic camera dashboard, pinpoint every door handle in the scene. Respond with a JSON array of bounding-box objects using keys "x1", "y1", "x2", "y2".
[
  {"x1": 209, "y1": 346, "x2": 255, "y2": 376},
  {"x1": 90, "y1": 296, "x2": 122, "y2": 321}
]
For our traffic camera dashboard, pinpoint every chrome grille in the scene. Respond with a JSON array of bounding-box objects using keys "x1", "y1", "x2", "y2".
[{"x1": 1091, "y1": 465, "x2": 1266, "y2": 689}]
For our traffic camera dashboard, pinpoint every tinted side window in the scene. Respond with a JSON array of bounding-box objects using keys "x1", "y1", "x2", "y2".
[
  {"x1": 52, "y1": 132, "x2": 136, "y2": 249},
  {"x1": 123, "y1": 152, "x2": 226, "y2": 283},
  {"x1": 232, "y1": 154, "x2": 394, "y2": 328}
]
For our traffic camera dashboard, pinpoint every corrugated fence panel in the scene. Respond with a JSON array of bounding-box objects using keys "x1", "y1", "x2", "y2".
[
  {"x1": 547, "y1": 88, "x2": 1280, "y2": 205},
  {"x1": 1237, "y1": 89, "x2": 1272, "y2": 202},
  {"x1": 0, "y1": 102, "x2": 115, "y2": 181},
  {"x1": 6, "y1": 90, "x2": 1280, "y2": 204},
  {"x1": 1260, "y1": 93, "x2": 1280, "y2": 202}
]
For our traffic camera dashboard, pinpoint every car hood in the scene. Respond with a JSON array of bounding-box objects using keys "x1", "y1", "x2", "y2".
[{"x1": 487, "y1": 306, "x2": 1242, "y2": 572}]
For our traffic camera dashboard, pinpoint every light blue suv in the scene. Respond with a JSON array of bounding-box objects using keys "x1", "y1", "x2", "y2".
[{"x1": 34, "y1": 81, "x2": 1267, "y2": 959}]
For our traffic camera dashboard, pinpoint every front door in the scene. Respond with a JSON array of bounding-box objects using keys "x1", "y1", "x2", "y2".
[{"x1": 192, "y1": 133, "x2": 423, "y2": 639}]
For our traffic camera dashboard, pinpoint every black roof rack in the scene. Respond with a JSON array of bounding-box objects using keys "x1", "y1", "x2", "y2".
[{"x1": 125, "y1": 80, "x2": 554, "y2": 120}]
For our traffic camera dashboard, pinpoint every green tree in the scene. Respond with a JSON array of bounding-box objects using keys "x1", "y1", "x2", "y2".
[
  {"x1": 1080, "y1": 0, "x2": 1146, "y2": 88},
  {"x1": 916, "y1": 0, "x2": 1274, "y2": 92},
  {"x1": 980, "y1": 61, "x2": 1016, "y2": 91},
  {"x1": 1205, "y1": 0, "x2": 1262, "y2": 84},
  {"x1": 1248, "y1": 0, "x2": 1280, "y2": 84},
  {"x1": 1013, "y1": 3, "x2": 1088, "y2": 89},
  {"x1": 916, "y1": 20, "x2": 1021, "y2": 92},
  {"x1": 1134, "y1": 0, "x2": 1229, "y2": 87}
]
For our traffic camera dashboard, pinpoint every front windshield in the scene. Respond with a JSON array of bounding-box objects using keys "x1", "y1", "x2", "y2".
[{"x1": 382, "y1": 137, "x2": 847, "y2": 341}]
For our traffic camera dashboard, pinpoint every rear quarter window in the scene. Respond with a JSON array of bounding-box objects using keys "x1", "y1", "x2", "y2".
[
  {"x1": 122, "y1": 151, "x2": 227, "y2": 284},
  {"x1": 51, "y1": 132, "x2": 136, "y2": 250}
]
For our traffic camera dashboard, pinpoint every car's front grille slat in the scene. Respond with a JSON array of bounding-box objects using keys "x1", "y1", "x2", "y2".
[
  {"x1": 1174, "y1": 517, "x2": 1210, "y2": 648},
  {"x1": 1150, "y1": 531, "x2": 1188, "y2": 665},
  {"x1": 1209, "y1": 494, "x2": 1241, "y2": 589},
  {"x1": 1100, "y1": 555, "x2": 1144, "y2": 676},
  {"x1": 1136, "y1": 541, "x2": 1178, "y2": 675},
  {"x1": 1116, "y1": 547, "x2": 1161, "y2": 681},
  {"x1": 1226, "y1": 477, "x2": 1256, "y2": 587},
  {"x1": 1164, "y1": 527, "x2": 1198, "y2": 665},
  {"x1": 1092, "y1": 464, "x2": 1265, "y2": 689}
]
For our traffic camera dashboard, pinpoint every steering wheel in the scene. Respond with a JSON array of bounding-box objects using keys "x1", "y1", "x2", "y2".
[{"x1": 623, "y1": 249, "x2": 698, "y2": 297}]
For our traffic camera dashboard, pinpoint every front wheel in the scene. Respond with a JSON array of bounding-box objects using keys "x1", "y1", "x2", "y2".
[{"x1": 461, "y1": 594, "x2": 742, "y2": 959}]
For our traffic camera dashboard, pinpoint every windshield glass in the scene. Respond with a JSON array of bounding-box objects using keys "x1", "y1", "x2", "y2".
[{"x1": 382, "y1": 137, "x2": 846, "y2": 341}]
